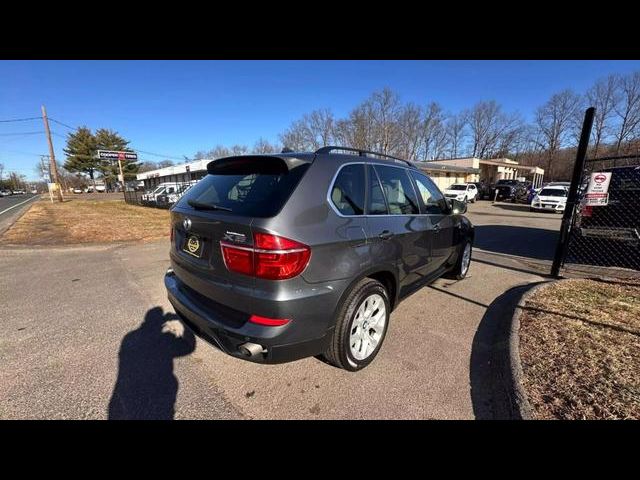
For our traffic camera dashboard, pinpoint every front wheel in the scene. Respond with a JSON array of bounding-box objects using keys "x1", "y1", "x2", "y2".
[
  {"x1": 446, "y1": 239, "x2": 472, "y2": 280},
  {"x1": 324, "y1": 278, "x2": 390, "y2": 371}
]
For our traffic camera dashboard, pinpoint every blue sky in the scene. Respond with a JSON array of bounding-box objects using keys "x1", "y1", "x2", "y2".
[{"x1": 2, "y1": 60, "x2": 640, "y2": 180}]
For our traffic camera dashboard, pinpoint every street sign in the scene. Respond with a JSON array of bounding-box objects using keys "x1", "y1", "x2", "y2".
[
  {"x1": 97, "y1": 150, "x2": 138, "y2": 161},
  {"x1": 584, "y1": 172, "x2": 612, "y2": 206}
]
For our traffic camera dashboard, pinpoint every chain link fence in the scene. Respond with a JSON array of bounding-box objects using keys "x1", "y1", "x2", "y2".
[{"x1": 563, "y1": 155, "x2": 640, "y2": 277}]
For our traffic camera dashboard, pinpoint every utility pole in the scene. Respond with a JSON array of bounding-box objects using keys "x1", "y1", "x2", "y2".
[{"x1": 41, "y1": 105, "x2": 64, "y2": 202}]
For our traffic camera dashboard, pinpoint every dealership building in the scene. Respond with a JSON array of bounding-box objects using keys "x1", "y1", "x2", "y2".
[
  {"x1": 426, "y1": 157, "x2": 545, "y2": 189},
  {"x1": 136, "y1": 155, "x2": 543, "y2": 192}
]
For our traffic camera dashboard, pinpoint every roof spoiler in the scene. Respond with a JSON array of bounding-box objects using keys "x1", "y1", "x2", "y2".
[{"x1": 206, "y1": 155, "x2": 311, "y2": 174}]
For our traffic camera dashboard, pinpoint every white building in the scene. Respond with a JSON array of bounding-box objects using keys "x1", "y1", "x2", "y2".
[{"x1": 136, "y1": 155, "x2": 544, "y2": 193}]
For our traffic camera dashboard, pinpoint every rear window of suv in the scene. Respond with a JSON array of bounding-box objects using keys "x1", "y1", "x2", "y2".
[{"x1": 176, "y1": 156, "x2": 310, "y2": 217}]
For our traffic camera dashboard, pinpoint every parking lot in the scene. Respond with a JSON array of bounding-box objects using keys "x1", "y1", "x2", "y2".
[{"x1": 0, "y1": 200, "x2": 561, "y2": 419}]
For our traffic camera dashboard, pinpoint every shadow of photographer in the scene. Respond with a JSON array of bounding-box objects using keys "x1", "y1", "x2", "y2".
[{"x1": 108, "y1": 306, "x2": 195, "y2": 420}]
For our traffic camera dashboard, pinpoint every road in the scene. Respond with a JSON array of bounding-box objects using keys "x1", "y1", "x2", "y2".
[
  {"x1": 0, "y1": 194, "x2": 40, "y2": 236},
  {"x1": 0, "y1": 200, "x2": 561, "y2": 419}
]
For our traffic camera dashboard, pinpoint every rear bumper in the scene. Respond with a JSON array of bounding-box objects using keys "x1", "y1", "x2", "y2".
[{"x1": 164, "y1": 270, "x2": 334, "y2": 364}]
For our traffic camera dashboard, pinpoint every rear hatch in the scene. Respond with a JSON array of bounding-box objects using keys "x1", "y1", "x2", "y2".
[{"x1": 169, "y1": 155, "x2": 312, "y2": 314}]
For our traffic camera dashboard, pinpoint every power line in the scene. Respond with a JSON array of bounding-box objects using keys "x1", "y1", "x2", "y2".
[
  {"x1": 48, "y1": 118, "x2": 79, "y2": 130},
  {"x1": 130, "y1": 147, "x2": 188, "y2": 161},
  {"x1": 0, "y1": 131, "x2": 45, "y2": 136},
  {"x1": 9, "y1": 113, "x2": 192, "y2": 163},
  {"x1": 0, "y1": 117, "x2": 41, "y2": 123}
]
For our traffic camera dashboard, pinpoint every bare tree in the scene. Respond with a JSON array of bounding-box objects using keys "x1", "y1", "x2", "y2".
[
  {"x1": 333, "y1": 104, "x2": 376, "y2": 152},
  {"x1": 253, "y1": 138, "x2": 279, "y2": 154},
  {"x1": 0, "y1": 162, "x2": 4, "y2": 184},
  {"x1": 279, "y1": 108, "x2": 335, "y2": 151},
  {"x1": 613, "y1": 72, "x2": 640, "y2": 155},
  {"x1": 445, "y1": 113, "x2": 467, "y2": 158},
  {"x1": 396, "y1": 103, "x2": 423, "y2": 160},
  {"x1": 230, "y1": 145, "x2": 249, "y2": 156},
  {"x1": 533, "y1": 89, "x2": 582, "y2": 179},
  {"x1": 464, "y1": 100, "x2": 522, "y2": 159},
  {"x1": 419, "y1": 102, "x2": 449, "y2": 161},
  {"x1": 368, "y1": 88, "x2": 403, "y2": 154},
  {"x1": 586, "y1": 75, "x2": 618, "y2": 157}
]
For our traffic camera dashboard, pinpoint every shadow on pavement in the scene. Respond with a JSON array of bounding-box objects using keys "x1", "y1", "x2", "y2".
[
  {"x1": 474, "y1": 225, "x2": 559, "y2": 261},
  {"x1": 108, "y1": 306, "x2": 196, "y2": 420},
  {"x1": 469, "y1": 283, "x2": 546, "y2": 419}
]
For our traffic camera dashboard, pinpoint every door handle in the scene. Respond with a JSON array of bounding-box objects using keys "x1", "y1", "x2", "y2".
[{"x1": 378, "y1": 230, "x2": 394, "y2": 240}]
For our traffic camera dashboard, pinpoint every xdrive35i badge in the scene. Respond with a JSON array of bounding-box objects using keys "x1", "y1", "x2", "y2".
[{"x1": 223, "y1": 231, "x2": 246, "y2": 243}]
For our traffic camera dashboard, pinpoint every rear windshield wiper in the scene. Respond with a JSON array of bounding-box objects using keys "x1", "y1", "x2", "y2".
[{"x1": 187, "y1": 200, "x2": 232, "y2": 212}]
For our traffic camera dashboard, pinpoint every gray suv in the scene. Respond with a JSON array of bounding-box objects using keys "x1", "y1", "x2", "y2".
[{"x1": 165, "y1": 146, "x2": 474, "y2": 371}]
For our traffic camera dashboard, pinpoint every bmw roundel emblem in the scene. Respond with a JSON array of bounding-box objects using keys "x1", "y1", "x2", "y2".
[{"x1": 183, "y1": 218, "x2": 192, "y2": 231}]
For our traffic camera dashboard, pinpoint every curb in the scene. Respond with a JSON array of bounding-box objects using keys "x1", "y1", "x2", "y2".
[{"x1": 507, "y1": 281, "x2": 551, "y2": 420}]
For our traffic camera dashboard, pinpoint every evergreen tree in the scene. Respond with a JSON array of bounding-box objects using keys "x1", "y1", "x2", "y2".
[{"x1": 63, "y1": 127, "x2": 99, "y2": 188}]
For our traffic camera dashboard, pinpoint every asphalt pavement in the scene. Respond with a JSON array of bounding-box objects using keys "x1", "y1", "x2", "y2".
[
  {"x1": 0, "y1": 199, "x2": 561, "y2": 419},
  {"x1": 0, "y1": 194, "x2": 40, "y2": 235}
]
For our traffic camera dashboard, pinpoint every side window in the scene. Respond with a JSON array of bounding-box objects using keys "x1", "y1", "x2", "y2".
[
  {"x1": 373, "y1": 165, "x2": 419, "y2": 215},
  {"x1": 411, "y1": 172, "x2": 447, "y2": 214},
  {"x1": 330, "y1": 164, "x2": 365, "y2": 216},
  {"x1": 367, "y1": 165, "x2": 388, "y2": 215}
]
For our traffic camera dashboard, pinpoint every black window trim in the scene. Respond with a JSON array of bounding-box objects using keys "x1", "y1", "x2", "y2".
[
  {"x1": 327, "y1": 161, "x2": 427, "y2": 218},
  {"x1": 410, "y1": 170, "x2": 450, "y2": 215}
]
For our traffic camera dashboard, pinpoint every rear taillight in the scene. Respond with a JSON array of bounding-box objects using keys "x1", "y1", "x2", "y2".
[{"x1": 220, "y1": 232, "x2": 311, "y2": 280}]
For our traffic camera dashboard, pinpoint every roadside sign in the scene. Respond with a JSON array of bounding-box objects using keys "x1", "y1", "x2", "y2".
[
  {"x1": 97, "y1": 150, "x2": 138, "y2": 161},
  {"x1": 584, "y1": 172, "x2": 612, "y2": 206}
]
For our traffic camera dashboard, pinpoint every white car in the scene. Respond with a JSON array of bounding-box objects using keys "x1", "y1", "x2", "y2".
[
  {"x1": 443, "y1": 183, "x2": 478, "y2": 203},
  {"x1": 142, "y1": 182, "x2": 184, "y2": 204},
  {"x1": 530, "y1": 186, "x2": 568, "y2": 213}
]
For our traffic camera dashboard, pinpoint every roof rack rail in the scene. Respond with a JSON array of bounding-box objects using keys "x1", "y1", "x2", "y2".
[{"x1": 315, "y1": 146, "x2": 414, "y2": 167}]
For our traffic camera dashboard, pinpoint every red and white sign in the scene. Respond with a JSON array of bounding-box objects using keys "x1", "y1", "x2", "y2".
[{"x1": 584, "y1": 172, "x2": 612, "y2": 206}]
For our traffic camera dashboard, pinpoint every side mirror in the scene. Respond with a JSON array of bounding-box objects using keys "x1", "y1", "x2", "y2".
[{"x1": 449, "y1": 199, "x2": 467, "y2": 215}]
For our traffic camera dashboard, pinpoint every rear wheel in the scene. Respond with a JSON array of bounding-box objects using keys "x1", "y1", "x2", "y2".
[{"x1": 324, "y1": 278, "x2": 390, "y2": 371}]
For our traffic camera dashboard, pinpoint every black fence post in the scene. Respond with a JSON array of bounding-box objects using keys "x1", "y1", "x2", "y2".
[{"x1": 551, "y1": 107, "x2": 595, "y2": 278}]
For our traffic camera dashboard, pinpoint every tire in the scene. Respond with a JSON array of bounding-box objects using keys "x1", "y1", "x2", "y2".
[
  {"x1": 471, "y1": 195, "x2": 476, "y2": 203},
  {"x1": 324, "y1": 278, "x2": 391, "y2": 372},
  {"x1": 446, "y1": 239, "x2": 472, "y2": 280},
  {"x1": 464, "y1": 196, "x2": 468, "y2": 203}
]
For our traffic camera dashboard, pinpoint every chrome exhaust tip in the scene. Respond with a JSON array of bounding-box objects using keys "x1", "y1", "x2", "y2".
[{"x1": 238, "y1": 342, "x2": 266, "y2": 357}]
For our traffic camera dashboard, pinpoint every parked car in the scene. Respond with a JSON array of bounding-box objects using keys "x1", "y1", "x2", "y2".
[
  {"x1": 73, "y1": 188, "x2": 83, "y2": 194},
  {"x1": 30, "y1": 189, "x2": 38, "y2": 194},
  {"x1": 142, "y1": 182, "x2": 184, "y2": 206},
  {"x1": 530, "y1": 185, "x2": 568, "y2": 213},
  {"x1": 573, "y1": 165, "x2": 640, "y2": 269},
  {"x1": 164, "y1": 147, "x2": 475, "y2": 371},
  {"x1": 156, "y1": 183, "x2": 195, "y2": 208},
  {"x1": 493, "y1": 179, "x2": 527, "y2": 202},
  {"x1": 473, "y1": 182, "x2": 494, "y2": 200},
  {"x1": 0, "y1": 190, "x2": 11, "y2": 197},
  {"x1": 11, "y1": 189, "x2": 25, "y2": 195},
  {"x1": 443, "y1": 183, "x2": 478, "y2": 203}
]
